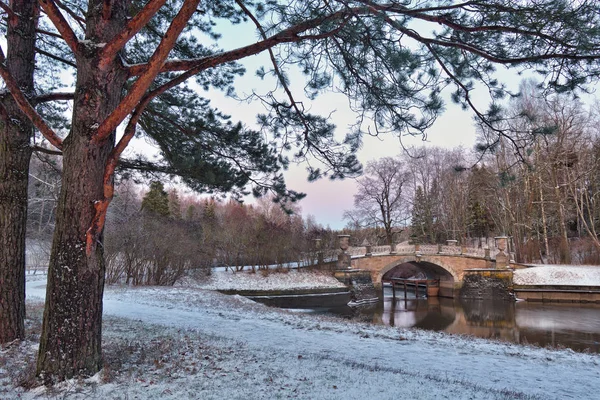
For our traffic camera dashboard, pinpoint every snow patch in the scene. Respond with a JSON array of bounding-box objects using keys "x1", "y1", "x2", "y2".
[{"x1": 514, "y1": 265, "x2": 600, "y2": 286}]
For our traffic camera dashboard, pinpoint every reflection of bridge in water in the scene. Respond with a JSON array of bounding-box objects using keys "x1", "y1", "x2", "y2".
[
  {"x1": 356, "y1": 293, "x2": 600, "y2": 352},
  {"x1": 342, "y1": 243, "x2": 514, "y2": 298}
]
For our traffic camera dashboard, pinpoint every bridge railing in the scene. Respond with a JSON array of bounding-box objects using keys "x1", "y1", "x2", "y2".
[
  {"x1": 344, "y1": 244, "x2": 500, "y2": 260},
  {"x1": 346, "y1": 247, "x2": 367, "y2": 256},
  {"x1": 393, "y1": 245, "x2": 413, "y2": 254}
]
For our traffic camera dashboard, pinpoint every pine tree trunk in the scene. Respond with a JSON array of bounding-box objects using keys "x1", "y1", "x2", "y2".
[
  {"x1": 0, "y1": 0, "x2": 38, "y2": 344},
  {"x1": 36, "y1": 1, "x2": 128, "y2": 381}
]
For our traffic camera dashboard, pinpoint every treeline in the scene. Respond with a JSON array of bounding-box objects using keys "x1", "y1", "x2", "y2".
[
  {"x1": 26, "y1": 86, "x2": 600, "y2": 270},
  {"x1": 345, "y1": 84, "x2": 600, "y2": 265},
  {"x1": 102, "y1": 180, "x2": 338, "y2": 284}
]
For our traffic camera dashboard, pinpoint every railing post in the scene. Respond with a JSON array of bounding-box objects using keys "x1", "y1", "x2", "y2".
[
  {"x1": 362, "y1": 238, "x2": 372, "y2": 257},
  {"x1": 313, "y1": 238, "x2": 323, "y2": 266},
  {"x1": 437, "y1": 244, "x2": 443, "y2": 254},
  {"x1": 337, "y1": 235, "x2": 352, "y2": 270}
]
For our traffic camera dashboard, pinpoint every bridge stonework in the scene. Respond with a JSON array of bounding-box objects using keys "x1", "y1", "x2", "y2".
[{"x1": 349, "y1": 253, "x2": 496, "y2": 298}]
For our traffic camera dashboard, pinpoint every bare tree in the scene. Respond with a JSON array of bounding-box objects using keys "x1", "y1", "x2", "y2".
[
  {"x1": 2, "y1": 0, "x2": 600, "y2": 380},
  {"x1": 344, "y1": 157, "x2": 410, "y2": 245}
]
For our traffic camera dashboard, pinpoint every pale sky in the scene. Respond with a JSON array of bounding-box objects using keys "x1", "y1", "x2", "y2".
[
  {"x1": 203, "y1": 54, "x2": 489, "y2": 230},
  {"x1": 204, "y1": 80, "x2": 485, "y2": 230},
  {"x1": 4, "y1": 10, "x2": 562, "y2": 231},
  {"x1": 197, "y1": 18, "x2": 512, "y2": 229},
  {"x1": 123, "y1": 14, "x2": 563, "y2": 230}
]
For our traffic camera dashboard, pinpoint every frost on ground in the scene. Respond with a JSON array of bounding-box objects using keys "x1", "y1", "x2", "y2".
[
  {"x1": 3, "y1": 272, "x2": 600, "y2": 399},
  {"x1": 514, "y1": 265, "x2": 600, "y2": 286},
  {"x1": 182, "y1": 269, "x2": 347, "y2": 291}
]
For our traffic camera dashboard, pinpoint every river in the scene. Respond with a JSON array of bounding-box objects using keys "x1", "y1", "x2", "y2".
[{"x1": 317, "y1": 286, "x2": 600, "y2": 353}]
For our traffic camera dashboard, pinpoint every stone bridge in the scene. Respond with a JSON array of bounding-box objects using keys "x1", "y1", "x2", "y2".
[{"x1": 340, "y1": 242, "x2": 514, "y2": 298}]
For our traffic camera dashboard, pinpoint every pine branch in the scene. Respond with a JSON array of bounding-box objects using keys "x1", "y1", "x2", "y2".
[
  {"x1": 99, "y1": 0, "x2": 167, "y2": 69},
  {"x1": 126, "y1": 6, "x2": 366, "y2": 77},
  {"x1": 94, "y1": 0, "x2": 201, "y2": 144},
  {"x1": 32, "y1": 145, "x2": 63, "y2": 156},
  {"x1": 39, "y1": 0, "x2": 79, "y2": 54}
]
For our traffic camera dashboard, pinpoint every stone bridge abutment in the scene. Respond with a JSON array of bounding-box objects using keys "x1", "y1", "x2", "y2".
[{"x1": 350, "y1": 253, "x2": 496, "y2": 297}]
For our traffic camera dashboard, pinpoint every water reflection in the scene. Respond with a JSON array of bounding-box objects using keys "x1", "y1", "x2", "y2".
[{"x1": 331, "y1": 286, "x2": 600, "y2": 353}]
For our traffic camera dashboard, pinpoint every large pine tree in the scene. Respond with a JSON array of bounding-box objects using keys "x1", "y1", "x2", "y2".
[{"x1": 1, "y1": 0, "x2": 600, "y2": 381}]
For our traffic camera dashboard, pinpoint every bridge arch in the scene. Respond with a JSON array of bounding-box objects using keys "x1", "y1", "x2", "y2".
[
  {"x1": 350, "y1": 251, "x2": 494, "y2": 298},
  {"x1": 374, "y1": 257, "x2": 460, "y2": 284}
]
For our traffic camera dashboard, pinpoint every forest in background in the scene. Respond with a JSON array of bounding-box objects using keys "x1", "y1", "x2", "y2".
[
  {"x1": 27, "y1": 83, "x2": 600, "y2": 278},
  {"x1": 345, "y1": 84, "x2": 600, "y2": 265}
]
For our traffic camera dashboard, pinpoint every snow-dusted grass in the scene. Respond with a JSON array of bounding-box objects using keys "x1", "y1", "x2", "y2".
[
  {"x1": 3, "y1": 271, "x2": 599, "y2": 399},
  {"x1": 514, "y1": 265, "x2": 600, "y2": 286},
  {"x1": 184, "y1": 269, "x2": 346, "y2": 291}
]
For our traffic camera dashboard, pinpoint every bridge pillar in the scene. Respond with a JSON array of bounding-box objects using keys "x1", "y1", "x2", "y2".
[
  {"x1": 337, "y1": 235, "x2": 352, "y2": 269},
  {"x1": 495, "y1": 236, "x2": 510, "y2": 269}
]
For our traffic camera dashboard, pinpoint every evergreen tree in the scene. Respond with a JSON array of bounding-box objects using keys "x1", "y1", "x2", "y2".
[
  {"x1": 467, "y1": 200, "x2": 494, "y2": 244},
  {"x1": 185, "y1": 204, "x2": 196, "y2": 221},
  {"x1": 411, "y1": 186, "x2": 434, "y2": 244},
  {"x1": 168, "y1": 189, "x2": 182, "y2": 219},
  {"x1": 2, "y1": 0, "x2": 600, "y2": 380},
  {"x1": 141, "y1": 181, "x2": 170, "y2": 217}
]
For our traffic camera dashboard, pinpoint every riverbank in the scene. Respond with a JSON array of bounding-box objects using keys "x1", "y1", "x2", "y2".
[
  {"x1": 1, "y1": 273, "x2": 599, "y2": 399},
  {"x1": 513, "y1": 264, "x2": 600, "y2": 286},
  {"x1": 185, "y1": 268, "x2": 347, "y2": 291}
]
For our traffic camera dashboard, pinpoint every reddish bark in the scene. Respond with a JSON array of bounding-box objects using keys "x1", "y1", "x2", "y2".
[
  {"x1": 94, "y1": 0, "x2": 201, "y2": 143},
  {"x1": 39, "y1": 0, "x2": 79, "y2": 53},
  {"x1": 35, "y1": 0, "x2": 129, "y2": 381},
  {"x1": 99, "y1": 0, "x2": 168, "y2": 68}
]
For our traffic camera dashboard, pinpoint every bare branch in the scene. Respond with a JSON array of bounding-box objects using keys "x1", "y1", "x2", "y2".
[
  {"x1": 0, "y1": 48, "x2": 63, "y2": 150},
  {"x1": 35, "y1": 46, "x2": 77, "y2": 68},
  {"x1": 35, "y1": 91, "x2": 75, "y2": 103}
]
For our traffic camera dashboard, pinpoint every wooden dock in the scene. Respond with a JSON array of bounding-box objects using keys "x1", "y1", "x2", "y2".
[{"x1": 382, "y1": 278, "x2": 440, "y2": 299}]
